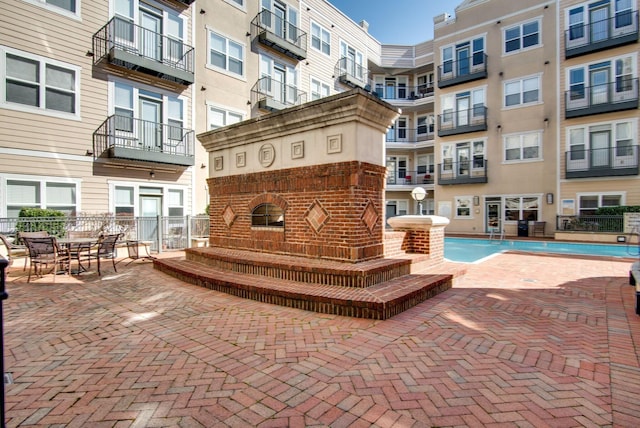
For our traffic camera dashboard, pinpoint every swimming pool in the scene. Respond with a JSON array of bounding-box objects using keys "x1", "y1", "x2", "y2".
[{"x1": 444, "y1": 237, "x2": 640, "y2": 263}]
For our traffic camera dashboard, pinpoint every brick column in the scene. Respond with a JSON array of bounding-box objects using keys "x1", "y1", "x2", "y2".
[{"x1": 386, "y1": 216, "x2": 449, "y2": 264}]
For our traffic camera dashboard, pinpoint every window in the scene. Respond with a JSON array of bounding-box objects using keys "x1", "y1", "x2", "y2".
[
  {"x1": 504, "y1": 19, "x2": 540, "y2": 53},
  {"x1": 440, "y1": 36, "x2": 485, "y2": 76},
  {"x1": 567, "y1": 55, "x2": 635, "y2": 102},
  {"x1": 339, "y1": 41, "x2": 364, "y2": 81},
  {"x1": 252, "y1": 204, "x2": 284, "y2": 227},
  {"x1": 504, "y1": 196, "x2": 540, "y2": 221},
  {"x1": 208, "y1": 105, "x2": 243, "y2": 130},
  {"x1": 504, "y1": 75, "x2": 541, "y2": 107},
  {"x1": 567, "y1": 120, "x2": 635, "y2": 161},
  {"x1": 417, "y1": 116, "x2": 434, "y2": 136},
  {"x1": 227, "y1": 0, "x2": 243, "y2": 5},
  {"x1": 504, "y1": 132, "x2": 542, "y2": 162},
  {"x1": 567, "y1": 1, "x2": 636, "y2": 43},
  {"x1": 208, "y1": 31, "x2": 244, "y2": 77},
  {"x1": 1, "y1": 46, "x2": 79, "y2": 118},
  {"x1": 259, "y1": 54, "x2": 298, "y2": 105},
  {"x1": 22, "y1": 0, "x2": 78, "y2": 17},
  {"x1": 386, "y1": 200, "x2": 408, "y2": 219},
  {"x1": 310, "y1": 78, "x2": 330, "y2": 100},
  {"x1": 310, "y1": 21, "x2": 330, "y2": 55},
  {"x1": 115, "y1": 186, "x2": 134, "y2": 216},
  {"x1": 168, "y1": 189, "x2": 184, "y2": 217},
  {"x1": 578, "y1": 194, "x2": 623, "y2": 215},
  {"x1": 455, "y1": 196, "x2": 472, "y2": 218},
  {"x1": 441, "y1": 87, "x2": 486, "y2": 121},
  {"x1": 6, "y1": 178, "x2": 78, "y2": 217}
]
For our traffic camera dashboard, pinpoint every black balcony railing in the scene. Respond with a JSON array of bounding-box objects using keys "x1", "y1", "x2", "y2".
[
  {"x1": 335, "y1": 57, "x2": 369, "y2": 88},
  {"x1": 385, "y1": 128, "x2": 434, "y2": 143},
  {"x1": 438, "y1": 159, "x2": 488, "y2": 185},
  {"x1": 565, "y1": 145, "x2": 639, "y2": 178},
  {"x1": 386, "y1": 170, "x2": 435, "y2": 186},
  {"x1": 251, "y1": 9, "x2": 307, "y2": 61},
  {"x1": 565, "y1": 10, "x2": 639, "y2": 58},
  {"x1": 438, "y1": 106, "x2": 487, "y2": 136},
  {"x1": 251, "y1": 77, "x2": 307, "y2": 111},
  {"x1": 438, "y1": 54, "x2": 487, "y2": 88},
  {"x1": 556, "y1": 215, "x2": 624, "y2": 233},
  {"x1": 565, "y1": 78, "x2": 639, "y2": 118},
  {"x1": 93, "y1": 16, "x2": 195, "y2": 85},
  {"x1": 374, "y1": 84, "x2": 435, "y2": 100},
  {"x1": 93, "y1": 115, "x2": 195, "y2": 167}
]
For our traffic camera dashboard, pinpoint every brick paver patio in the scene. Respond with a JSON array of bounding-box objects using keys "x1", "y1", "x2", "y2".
[{"x1": 2, "y1": 251, "x2": 639, "y2": 427}]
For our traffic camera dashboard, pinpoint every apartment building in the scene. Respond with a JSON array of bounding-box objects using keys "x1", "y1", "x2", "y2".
[
  {"x1": 0, "y1": 0, "x2": 198, "y2": 221},
  {"x1": 1, "y1": 0, "x2": 638, "y2": 239},
  {"x1": 558, "y1": 0, "x2": 640, "y2": 222}
]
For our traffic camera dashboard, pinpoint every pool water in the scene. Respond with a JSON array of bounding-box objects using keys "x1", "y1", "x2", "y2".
[{"x1": 444, "y1": 237, "x2": 640, "y2": 263}]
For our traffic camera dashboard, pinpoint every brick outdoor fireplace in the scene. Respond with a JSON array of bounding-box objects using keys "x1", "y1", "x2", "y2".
[{"x1": 154, "y1": 89, "x2": 457, "y2": 319}]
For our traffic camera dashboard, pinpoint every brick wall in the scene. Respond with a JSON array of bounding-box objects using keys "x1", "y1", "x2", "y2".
[{"x1": 207, "y1": 161, "x2": 386, "y2": 262}]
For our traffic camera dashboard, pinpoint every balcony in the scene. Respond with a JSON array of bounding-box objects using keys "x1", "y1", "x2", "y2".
[
  {"x1": 335, "y1": 58, "x2": 369, "y2": 89},
  {"x1": 438, "y1": 54, "x2": 487, "y2": 88},
  {"x1": 438, "y1": 107, "x2": 487, "y2": 137},
  {"x1": 251, "y1": 10, "x2": 307, "y2": 61},
  {"x1": 93, "y1": 115, "x2": 195, "y2": 168},
  {"x1": 93, "y1": 17, "x2": 194, "y2": 86},
  {"x1": 251, "y1": 77, "x2": 307, "y2": 112},
  {"x1": 374, "y1": 84, "x2": 435, "y2": 101},
  {"x1": 385, "y1": 128, "x2": 434, "y2": 145},
  {"x1": 565, "y1": 145, "x2": 639, "y2": 178},
  {"x1": 565, "y1": 79, "x2": 639, "y2": 118},
  {"x1": 173, "y1": 0, "x2": 195, "y2": 5},
  {"x1": 386, "y1": 170, "x2": 435, "y2": 187},
  {"x1": 565, "y1": 11, "x2": 638, "y2": 58},
  {"x1": 438, "y1": 160, "x2": 488, "y2": 185}
]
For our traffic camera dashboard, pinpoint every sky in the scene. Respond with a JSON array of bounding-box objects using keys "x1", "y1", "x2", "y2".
[{"x1": 327, "y1": 0, "x2": 457, "y2": 45}]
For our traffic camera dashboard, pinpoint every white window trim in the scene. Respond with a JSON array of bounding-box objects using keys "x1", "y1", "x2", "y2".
[
  {"x1": 502, "y1": 194, "x2": 543, "y2": 223},
  {"x1": 109, "y1": 181, "x2": 190, "y2": 217},
  {"x1": 565, "y1": 118, "x2": 637, "y2": 151},
  {"x1": 21, "y1": 0, "x2": 81, "y2": 20},
  {"x1": 224, "y1": 0, "x2": 246, "y2": 12},
  {"x1": 454, "y1": 196, "x2": 474, "y2": 219},
  {"x1": 309, "y1": 76, "x2": 331, "y2": 100},
  {"x1": 205, "y1": 27, "x2": 246, "y2": 81},
  {"x1": 565, "y1": 1, "x2": 638, "y2": 29},
  {"x1": 205, "y1": 101, "x2": 245, "y2": 130},
  {"x1": 502, "y1": 73, "x2": 543, "y2": 109},
  {"x1": 564, "y1": 52, "x2": 638, "y2": 90},
  {"x1": 107, "y1": 78, "x2": 188, "y2": 127},
  {"x1": 502, "y1": 130, "x2": 544, "y2": 164},
  {"x1": 1, "y1": 174, "x2": 82, "y2": 217},
  {"x1": 502, "y1": 17, "x2": 543, "y2": 56},
  {"x1": 0, "y1": 45, "x2": 82, "y2": 121},
  {"x1": 439, "y1": 33, "x2": 487, "y2": 64},
  {"x1": 310, "y1": 20, "x2": 331, "y2": 57},
  {"x1": 576, "y1": 192, "x2": 626, "y2": 209}
]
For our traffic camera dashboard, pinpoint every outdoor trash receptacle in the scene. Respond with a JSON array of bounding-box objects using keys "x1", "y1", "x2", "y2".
[{"x1": 517, "y1": 220, "x2": 528, "y2": 237}]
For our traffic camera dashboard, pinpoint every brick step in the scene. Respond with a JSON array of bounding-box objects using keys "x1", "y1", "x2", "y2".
[
  {"x1": 184, "y1": 247, "x2": 422, "y2": 288},
  {"x1": 154, "y1": 257, "x2": 453, "y2": 320}
]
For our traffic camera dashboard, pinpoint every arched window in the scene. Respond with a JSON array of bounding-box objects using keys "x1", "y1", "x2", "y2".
[{"x1": 251, "y1": 203, "x2": 284, "y2": 227}]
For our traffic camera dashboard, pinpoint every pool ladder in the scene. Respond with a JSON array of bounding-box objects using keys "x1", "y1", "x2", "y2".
[
  {"x1": 489, "y1": 228, "x2": 505, "y2": 241},
  {"x1": 627, "y1": 226, "x2": 640, "y2": 258}
]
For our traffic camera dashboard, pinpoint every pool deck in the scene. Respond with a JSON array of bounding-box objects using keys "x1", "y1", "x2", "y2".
[{"x1": 2, "y1": 250, "x2": 640, "y2": 427}]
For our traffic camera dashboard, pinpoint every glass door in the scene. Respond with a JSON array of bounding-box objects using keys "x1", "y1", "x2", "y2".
[
  {"x1": 140, "y1": 7, "x2": 162, "y2": 61},
  {"x1": 590, "y1": 68, "x2": 609, "y2": 105},
  {"x1": 139, "y1": 96, "x2": 162, "y2": 150},
  {"x1": 457, "y1": 96, "x2": 469, "y2": 127},
  {"x1": 457, "y1": 145, "x2": 470, "y2": 177},
  {"x1": 486, "y1": 201, "x2": 501, "y2": 233},
  {"x1": 274, "y1": 1, "x2": 286, "y2": 39},
  {"x1": 273, "y1": 64, "x2": 286, "y2": 104},
  {"x1": 140, "y1": 194, "x2": 161, "y2": 247},
  {"x1": 385, "y1": 78, "x2": 396, "y2": 99},
  {"x1": 590, "y1": 130, "x2": 610, "y2": 168},
  {"x1": 456, "y1": 46, "x2": 470, "y2": 76},
  {"x1": 590, "y1": 6, "x2": 609, "y2": 42},
  {"x1": 386, "y1": 159, "x2": 397, "y2": 184}
]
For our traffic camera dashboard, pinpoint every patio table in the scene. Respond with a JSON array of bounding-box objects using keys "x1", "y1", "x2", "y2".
[{"x1": 58, "y1": 237, "x2": 99, "y2": 274}]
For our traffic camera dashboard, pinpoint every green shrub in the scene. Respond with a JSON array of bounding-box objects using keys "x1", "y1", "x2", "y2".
[
  {"x1": 16, "y1": 208, "x2": 66, "y2": 239},
  {"x1": 595, "y1": 205, "x2": 640, "y2": 215}
]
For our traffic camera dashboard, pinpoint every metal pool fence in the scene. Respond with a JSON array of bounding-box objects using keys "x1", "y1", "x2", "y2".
[{"x1": 0, "y1": 215, "x2": 210, "y2": 253}]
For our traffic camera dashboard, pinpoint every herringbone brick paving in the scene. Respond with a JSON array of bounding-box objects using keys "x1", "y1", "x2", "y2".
[{"x1": 3, "y1": 251, "x2": 640, "y2": 427}]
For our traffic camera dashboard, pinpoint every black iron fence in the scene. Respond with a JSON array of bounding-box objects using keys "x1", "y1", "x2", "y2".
[{"x1": 0, "y1": 215, "x2": 209, "y2": 253}]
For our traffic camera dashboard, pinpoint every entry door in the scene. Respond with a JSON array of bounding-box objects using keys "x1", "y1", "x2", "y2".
[
  {"x1": 457, "y1": 96, "x2": 469, "y2": 126},
  {"x1": 457, "y1": 146, "x2": 470, "y2": 177},
  {"x1": 140, "y1": 195, "x2": 161, "y2": 247},
  {"x1": 590, "y1": 68, "x2": 609, "y2": 105},
  {"x1": 590, "y1": 130, "x2": 610, "y2": 167},
  {"x1": 140, "y1": 97, "x2": 162, "y2": 150},
  {"x1": 273, "y1": 64, "x2": 286, "y2": 103},
  {"x1": 385, "y1": 78, "x2": 396, "y2": 99},
  {"x1": 486, "y1": 201, "x2": 501, "y2": 233},
  {"x1": 274, "y1": 1, "x2": 286, "y2": 38},
  {"x1": 590, "y1": 6, "x2": 609, "y2": 42},
  {"x1": 140, "y1": 9, "x2": 162, "y2": 61},
  {"x1": 457, "y1": 46, "x2": 470, "y2": 76},
  {"x1": 386, "y1": 159, "x2": 397, "y2": 184}
]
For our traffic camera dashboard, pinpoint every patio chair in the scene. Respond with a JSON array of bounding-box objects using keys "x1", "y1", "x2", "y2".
[
  {"x1": 22, "y1": 236, "x2": 71, "y2": 283},
  {"x1": 0, "y1": 234, "x2": 28, "y2": 268},
  {"x1": 86, "y1": 233, "x2": 123, "y2": 276},
  {"x1": 17, "y1": 231, "x2": 49, "y2": 271}
]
